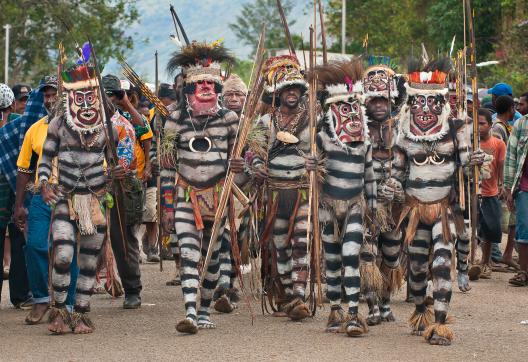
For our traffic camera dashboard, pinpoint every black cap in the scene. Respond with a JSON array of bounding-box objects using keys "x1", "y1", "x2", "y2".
[
  {"x1": 102, "y1": 74, "x2": 122, "y2": 92},
  {"x1": 158, "y1": 83, "x2": 176, "y2": 100},
  {"x1": 12, "y1": 84, "x2": 31, "y2": 100},
  {"x1": 40, "y1": 75, "x2": 58, "y2": 90}
]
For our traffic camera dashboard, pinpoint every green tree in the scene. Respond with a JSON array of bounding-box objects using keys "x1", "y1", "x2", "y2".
[
  {"x1": 0, "y1": 0, "x2": 138, "y2": 85},
  {"x1": 229, "y1": 0, "x2": 301, "y2": 54},
  {"x1": 325, "y1": 0, "x2": 431, "y2": 62}
]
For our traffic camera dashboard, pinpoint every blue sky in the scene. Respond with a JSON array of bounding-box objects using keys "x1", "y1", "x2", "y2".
[{"x1": 104, "y1": 0, "x2": 315, "y2": 83}]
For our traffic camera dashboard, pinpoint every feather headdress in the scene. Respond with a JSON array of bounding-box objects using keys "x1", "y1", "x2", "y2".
[
  {"x1": 262, "y1": 55, "x2": 308, "y2": 97},
  {"x1": 363, "y1": 55, "x2": 398, "y2": 100},
  {"x1": 61, "y1": 42, "x2": 98, "y2": 90},
  {"x1": 167, "y1": 41, "x2": 235, "y2": 85},
  {"x1": 406, "y1": 56, "x2": 452, "y2": 96},
  {"x1": 309, "y1": 58, "x2": 364, "y2": 106}
]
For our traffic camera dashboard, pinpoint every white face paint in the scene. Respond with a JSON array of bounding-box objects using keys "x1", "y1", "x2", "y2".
[{"x1": 67, "y1": 87, "x2": 101, "y2": 131}]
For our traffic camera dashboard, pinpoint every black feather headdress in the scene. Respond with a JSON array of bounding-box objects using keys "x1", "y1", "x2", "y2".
[{"x1": 167, "y1": 41, "x2": 235, "y2": 85}]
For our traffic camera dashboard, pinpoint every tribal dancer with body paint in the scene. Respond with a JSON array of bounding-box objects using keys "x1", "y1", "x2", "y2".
[
  {"x1": 39, "y1": 46, "x2": 136, "y2": 334},
  {"x1": 250, "y1": 55, "x2": 311, "y2": 321},
  {"x1": 394, "y1": 57, "x2": 482, "y2": 345},
  {"x1": 160, "y1": 41, "x2": 243, "y2": 334},
  {"x1": 306, "y1": 59, "x2": 376, "y2": 336},
  {"x1": 361, "y1": 56, "x2": 406, "y2": 325}
]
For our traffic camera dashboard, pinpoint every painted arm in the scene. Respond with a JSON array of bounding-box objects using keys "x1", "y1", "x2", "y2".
[{"x1": 364, "y1": 143, "x2": 377, "y2": 211}]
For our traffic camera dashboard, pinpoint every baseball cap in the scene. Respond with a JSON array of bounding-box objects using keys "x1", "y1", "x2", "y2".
[
  {"x1": 158, "y1": 83, "x2": 176, "y2": 100},
  {"x1": 40, "y1": 75, "x2": 58, "y2": 90},
  {"x1": 487, "y1": 83, "x2": 513, "y2": 97},
  {"x1": 102, "y1": 74, "x2": 122, "y2": 92},
  {"x1": 11, "y1": 84, "x2": 31, "y2": 101},
  {"x1": 0, "y1": 83, "x2": 15, "y2": 109}
]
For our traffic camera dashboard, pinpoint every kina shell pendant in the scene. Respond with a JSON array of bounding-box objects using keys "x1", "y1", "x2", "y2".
[{"x1": 276, "y1": 131, "x2": 299, "y2": 144}]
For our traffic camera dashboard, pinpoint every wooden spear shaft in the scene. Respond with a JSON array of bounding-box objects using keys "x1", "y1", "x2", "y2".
[
  {"x1": 465, "y1": 0, "x2": 480, "y2": 264},
  {"x1": 200, "y1": 29, "x2": 267, "y2": 284},
  {"x1": 317, "y1": 0, "x2": 328, "y2": 65},
  {"x1": 306, "y1": 26, "x2": 322, "y2": 306},
  {"x1": 276, "y1": 0, "x2": 296, "y2": 55}
]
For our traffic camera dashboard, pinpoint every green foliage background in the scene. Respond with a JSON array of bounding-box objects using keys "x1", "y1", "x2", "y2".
[
  {"x1": 231, "y1": 0, "x2": 527, "y2": 94},
  {"x1": 0, "y1": 0, "x2": 138, "y2": 85}
]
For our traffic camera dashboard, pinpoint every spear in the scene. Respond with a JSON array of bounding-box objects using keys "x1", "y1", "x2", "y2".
[
  {"x1": 88, "y1": 39, "x2": 128, "y2": 254},
  {"x1": 169, "y1": 4, "x2": 190, "y2": 46},
  {"x1": 464, "y1": 0, "x2": 480, "y2": 263},
  {"x1": 276, "y1": 0, "x2": 296, "y2": 55},
  {"x1": 317, "y1": 0, "x2": 328, "y2": 65},
  {"x1": 306, "y1": 25, "x2": 322, "y2": 307},
  {"x1": 200, "y1": 28, "x2": 267, "y2": 285},
  {"x1": 154, "y1": 50, "x2": 164, "y2": 272}
]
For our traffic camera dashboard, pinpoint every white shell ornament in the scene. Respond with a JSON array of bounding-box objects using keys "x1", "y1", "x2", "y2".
[
  {"x1": 189, "y1": 136, "x2": 212, "y2": 153},
  {"x1": 276, "y1": 131, "x2": 299, "y2": 144}
]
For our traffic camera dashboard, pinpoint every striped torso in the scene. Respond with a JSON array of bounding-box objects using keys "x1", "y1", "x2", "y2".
[
  {"x1": 368, "y1": 119, "x2": 405, "y2": 184},
  {"x1": 162, "y1": 107, "x2": 238, "y2": 189},
  {"x1": 318, "y1": 131, "x2": 376, "y2": 204},
  {"x1": 253, "y1": 113, "x2": 310, "y2": 184},
  {"x1": 39, "y1": 116, "x2": 107, "y2": 195},
  {"x1": 397, "y1": 124, "x2": 470, "y2": 202}
]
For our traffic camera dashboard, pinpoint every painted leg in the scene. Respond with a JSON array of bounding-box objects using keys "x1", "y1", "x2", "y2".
[
  {"x1": 408, "y1": 223, "x2": 433, "y2": 336},
  {"x1": 456, "y1": 223, "x2": 471, "y2": 292},
  {"x1": 72, "y1": 226, "x2": 106, "y2": 334},
  {"x1": 174, "y1": 192, "x2": 200, "y2": 334},
  {"x1": 342, "y1": 205, "x2": 368, "y2": 337},
  {"x1": 272, "y1": 216, "x2": 293, "y2": 302},
  {"x1": 321, "y1": 215, "x2": 344, "y2": 332},
  {"x1": 424, "y1": 220, "x2": 454, "y2": 346},
  {"x1": 198, "y1": 222, "x2": 223, "y2": 328},
  {"x1": 379, "y1": 229, "x2": 403, "y2": 321},
  {"x1": 48, "y1": 200, "x2": 76, "y2": 335}
]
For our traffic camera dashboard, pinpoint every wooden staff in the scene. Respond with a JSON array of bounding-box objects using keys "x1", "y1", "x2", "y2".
[
  {"x1": 276, "y1": 0, "x2": 296, "y2": 55},
  {"x1": 306, "y1": 26, "x2": 323, "y2": 306},
  {"x1": 200, "y1": 28, "x2": 267, "y2": 284},
  {"x1": 154, "y1": 50, "x2": 163, "y2": 272},
  {"x1": 317, "y1": 0, "x2": 328, "y2": 65},
  {"x1": 456, "y1": 50, "x2": 466, "y2": 211},
  {"x1": 464, "y1": 0, "x2": 480, "y2": 263}
]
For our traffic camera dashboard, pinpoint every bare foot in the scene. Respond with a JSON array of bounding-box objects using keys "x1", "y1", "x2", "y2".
[
  {"x1": 345, "y1": 315, "x2": 368, "y2": 337},
  {"x1": 73, "y1": 320, "x2": 94, "y2": 334},
  {"x1": 428, "y1": 331, "x2": 452, "y2": 346},
  {"x1": 25, "y1": 303, "x2": 49, "y2": 325},
  {"x1": 48, "y1": 309, "x2": 70, "y2": 335},
  {"x1": 457, "y1": 272, "x2": 471, "y2": 292},
  {"x1": 367, "y1": 310, "x2": 381, "y2": 326},
  {"x1": 197, "y1": 317, "x2": 216, "y2": 329},
  {"x1": 176, "y1": 318, "x2": 198, "y2": 334},
  {"x1": 380, "y1": 310, "x2": 396, "y2": 322},
  {"x1": 71, "y1": 313, "x2": 95, "y2": 334},
  {"x1": 214, "y1": 295, "x2": 235, "y2": 314}
]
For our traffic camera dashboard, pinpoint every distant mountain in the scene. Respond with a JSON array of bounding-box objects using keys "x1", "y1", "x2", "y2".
[{"x1": 104, "y1": 0, "x2": 312, "y2": 83}]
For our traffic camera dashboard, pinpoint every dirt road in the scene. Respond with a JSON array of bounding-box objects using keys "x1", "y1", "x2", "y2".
[{"x1": 1, "y1": 263, "x2": 527, "y2": 361}]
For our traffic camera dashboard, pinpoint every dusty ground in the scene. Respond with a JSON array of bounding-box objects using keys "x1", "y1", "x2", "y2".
[{"x1": 1, "y1": 262, "x2": 527, "y2": 362}]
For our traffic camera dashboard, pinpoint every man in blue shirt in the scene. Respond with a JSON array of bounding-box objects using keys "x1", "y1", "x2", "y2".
[{"x1": 489, "y1": 83, "x2": 523, "y2": 125}]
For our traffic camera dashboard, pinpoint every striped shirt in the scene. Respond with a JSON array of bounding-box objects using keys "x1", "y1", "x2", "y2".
[{"x1": 504, "y1": 115, "x2": 528, "y2": 193}]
